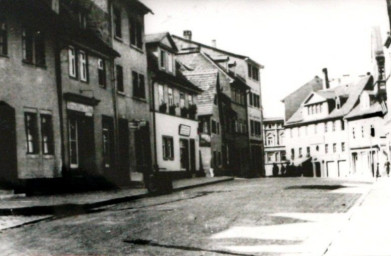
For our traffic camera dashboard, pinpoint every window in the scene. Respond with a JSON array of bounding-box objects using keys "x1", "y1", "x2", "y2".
[
  {"x1": 160, "y1": 50, "x2": 166, "y2": 69},
  {"x1": 162, "y1": 136, "x2": 174, "y2": 160},
  {"x1": 78, "y1": 50, "x2": 88, "y2": 82},
  {"x1": 113, "y1": 7, "x2": 122, "y2": 38},
  {"x1": 0, "y1": 17, "x2": 7, "y2": 55},
  {"x1": 341, "y1": 142, "x2": 345, "y2": 152},
  {"x1": 22, "y1": 27, "x2": 45, "y2": 66},
  {"x1": 25, "y1": 112, "x2": 39, "y2": 154},
  {"x1": 316, "y1": 145, "x2": 319, "y2": 151},
  {"x1": 180, "y1": 93, "x2": 185, "y2": 108},
  {"x1": 250, "y1": 120, "x2": 261, "y2": 137},
  {"x1": 211, "y1": 120, "x2": 217, "y2": 134},
  {"x1": 352, "y1": 127, "x2": 355, "y2": 139},
  {"x1": 333, "y1": 143, "x2": 337, "y2": 153},
  {"x1": 332, "y1": 121, "x2": 336, "y2": 132},
  {"x1": 168, "y1": 88, "x2": 174, "y2": 106},
  {"x1": 68, "y1": 47, "x2": 77, "y2": 78},
  {"x1": 116, "y1": 65, "x2": 124, "y2": 93},
  {"x1": 248, "y1": 63, "x2": 259, "y2": 81},
  {"x1": 78, "y1": 11, "x2": 87, "y2": 29},
  {"x1": 267, "y1": 135, "x2": 274, "y2": 146},
  {"x1": 102, "y1": 117, "x2": 113, "y2": 168},
  {"x1": 130, "y1": 18, "x2": 143, "y2": 48},
  {"x1": 132, "y1": 71, "x2": 145, "y2": 98},
  {"x1": 341, "y1": 120, "x2": 345, "y2": 130},
  {"x1": 325, "y1": 122, "x2": 328, "y2": 133},
  {"x1": 299, "y1": 148, "x2": 302, "y2": 157},
  {"x1": 216, "y1": 122, "x2": 220, "y2": 134},
  {"x1": 291, "y1": 148, "x2": 295, "y2": 159},
  {"x1": 158, "y1": 84, "x2": 164, "y2": 105},
  {"x1": 188, "y1": 95, "x2": 193, "y2": 105},
  {"x1": 69, "y1": 118, "x2": 79, "y2": 168},
  {"x1": 306, "y1": 146, "x2": 310, "y2": 157},
  {"x1": 325, "y1": 144, "x2": 329, "y2": 154},
  {"x1": 40, "y1": 114, "x2": 54, "y2": 155},
  {"x1": 98, "y1": 59, "x2": 106, "y2": 87}
]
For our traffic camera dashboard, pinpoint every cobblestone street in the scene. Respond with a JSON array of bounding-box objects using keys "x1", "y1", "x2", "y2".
[{"x1": 0, "y1": 178, "x2": 370, "y2": 255}]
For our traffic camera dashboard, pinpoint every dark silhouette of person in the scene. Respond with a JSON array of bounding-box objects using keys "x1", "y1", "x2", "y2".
[
  {"x1": 385, "y1": 161, "x2": 390, "y2": 177},
  {"x1": 281, "y1": 164, "x2": 286, "y2": 177},
  {"x1": 272, "y1": 163, "x2": 279, "y2": 177}
]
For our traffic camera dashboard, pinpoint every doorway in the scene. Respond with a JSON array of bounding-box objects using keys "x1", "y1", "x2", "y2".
[
  {"x1": 0, "y1": 102, "x2": 17, "y2": 183},
  {"x1": 68, "y1": 111, "x2": 95, "y2": 176},
  {"x1": 118, "y1": 118, "x2": 130, "y2": 184},
  {"x1": 180, "y1": 139, "x2": 189, "y2": 171},
  {"x1": 135, "y1": 125, "x2": 152, "y2": 174}
]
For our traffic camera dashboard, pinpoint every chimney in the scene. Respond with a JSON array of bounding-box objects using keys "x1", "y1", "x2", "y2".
[
  {"x1": 183, "y1": 30, "x2": 192, "y2": 41},
  {"x1": 212, "y1": 39, "x2": 216, "y2": 48},
  {"x1": 322, "y1": 68, "x2": 330, "y2": 89}
]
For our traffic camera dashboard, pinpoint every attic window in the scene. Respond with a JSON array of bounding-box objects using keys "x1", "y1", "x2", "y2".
[
  {"x1": 336, "y1": 97, "x2": 341, "y2": 109},
  {"x1": 159, "y1": 48, "x2": 174, "y2": 74}
]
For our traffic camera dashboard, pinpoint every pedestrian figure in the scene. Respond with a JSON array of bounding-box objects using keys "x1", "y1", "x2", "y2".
[
  {"x1": 385, "y1": 161, "x2": 390, "y2": 177},
  {"x1": 272, "y1": 163, "x2": 279, "y2": 177},
  {"x1": 376, "y1": 163, "x2": 380, "y2": 179},
  {"x1": 281, "y1": 164, "x2": 286, "y2": 177}
]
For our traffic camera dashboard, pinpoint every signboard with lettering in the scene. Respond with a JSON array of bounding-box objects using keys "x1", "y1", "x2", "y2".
[
  {"x1": 179, "y1": 124, "x2": 191, "y2": 137},
  {"x1": 67, "y1": 102, "x2": 94, "y2": 116}
]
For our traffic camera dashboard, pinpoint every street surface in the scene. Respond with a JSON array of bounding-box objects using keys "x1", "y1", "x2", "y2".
[{"x1": 0, "y1": 178, "x2": 372, "y2": 256}]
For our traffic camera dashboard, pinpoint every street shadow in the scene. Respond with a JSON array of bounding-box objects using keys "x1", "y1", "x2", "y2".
[{"x1": 285, "y1": 185, "x2": 347, "y2": 190}]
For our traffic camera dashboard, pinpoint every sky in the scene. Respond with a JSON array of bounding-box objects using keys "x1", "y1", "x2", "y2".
[{"x1": 141, "y1": 0, "x2": 390, "y2": 118}]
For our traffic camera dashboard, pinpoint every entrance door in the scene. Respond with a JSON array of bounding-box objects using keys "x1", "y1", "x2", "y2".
[
  {"x1": 180, "y1": 139, "x2": 189, "y2": 171},
  {"x1": 0, "y1": 103, "x2": 17, "y2": 183},
  {"x1": 315, "y1": 162, "x2": 321, "y2": 177},
  {"x1": 118, "y1": 119, "x2": 130, "y2": 183},
  {"x1": 68, "y1": 112, "x2": 95, "y2": 176},
  {"x1": 189, "y1": 139, "x2": 196, "y2": 172},
  {"x1": 135, "y1": 125, "x2": 152, "y2": 174}
]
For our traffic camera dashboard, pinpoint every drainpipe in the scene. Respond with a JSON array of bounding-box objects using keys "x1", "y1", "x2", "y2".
[
  {"x1": 150, "y1": 77, "x2": 159, "y2": 173},
  {"x1": 54, "y1": 31, "x2": 65, "y2": 177}
]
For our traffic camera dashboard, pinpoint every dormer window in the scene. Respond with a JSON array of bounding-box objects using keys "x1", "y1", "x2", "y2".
[
  {"x1": 247, "y1": 63, "x2": 259, "y2": 81},
  {"x1": 159, "y1": 49, "x2": 174, "y2": 74},
  {"x1": 336, "y1": 97, "x2": 341, "y2": 109}
]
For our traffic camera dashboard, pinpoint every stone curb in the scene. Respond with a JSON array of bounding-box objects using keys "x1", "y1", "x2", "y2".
[
  {"x1": 321, "y1": 180, "x2": 376, "y2": 255},
  {"x1": 0, "y1": 177, "x2": 234, "y2": 216}
]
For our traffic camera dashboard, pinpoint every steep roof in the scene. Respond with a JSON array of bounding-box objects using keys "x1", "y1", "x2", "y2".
[
  {"x1": 282, "y1": 76, "x2": 323, "y2": 102},
  {"x1": 285, "y1": 75, "x2": 373, "y2": 126},
  {"x1": 172, "y1": 35, "x2": 264, "y2": 68},
  {"x1": 345, "y1": 102, "x2": 383, "y2": 120},
  {"x1": 185, "y1": 72, "x2": 217, "y2": 115}
]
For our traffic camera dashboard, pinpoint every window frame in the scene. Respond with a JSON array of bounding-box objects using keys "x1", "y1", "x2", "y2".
[
  {"x1": 113, "y1": 7, "x2": 122, "y2": 39},
  {"x1": 116, "y1": 65, "x2": 124, "y2": 93},
  {"x1": 162, "y1": 136, "x2": 174, "y2": 161},
  {"x1": 98, "y1": 58, "x2": 106, "y2": 87},
  {"x1": 78, "y1": 50, "x2": 88, "y2": 83},
  {"x1": 25, "y1": 112, "x2": 39, "y2": 154},
  {"x1": 40, "y1": 114, "x2": 54, "y2": 155},
  {"x1": 0, "y1": 16, "x2": 7, "y2": 56},
  {"x1": 68, "y1": 46, "x2": 77, "y2": 78}
]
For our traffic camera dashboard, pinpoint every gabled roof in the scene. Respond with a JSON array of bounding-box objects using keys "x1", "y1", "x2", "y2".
[
  {"x1": 172, "y1": 35, "x2": 264, "y2": 68},
  {"x1": 285, "y1": 75, "x2": 373, "y2": 126},
  {"x1": 281, "y1": 76, "x2": 323, "y2": 102},
  {"x1": 147, "y1": 53, "x2": 202, "y2": 94},
  {"x1": 146, "y1": 32, "x2": 178, "y2": 52}
]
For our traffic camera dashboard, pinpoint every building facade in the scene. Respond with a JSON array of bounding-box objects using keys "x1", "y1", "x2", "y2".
[
  {"x1": 146, "y1": 32, "x2": 202, "y2": 178},
  {"x1": 263, "y1": 118, "x2": 286, "y2": 176},
  {"x1": 177, "y1": 51, "x2": 251, "y2": 177},
  {"x1": 173, "y1": 31, "x2": 264, "y2": 177}
]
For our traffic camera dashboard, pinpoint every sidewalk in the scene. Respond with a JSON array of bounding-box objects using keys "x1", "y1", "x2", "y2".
[
  {"x1": 325, "y1": 177, "x2": 391, "y2": 256},
  {"x1": 0, "y1": 176, "x2": 233, "y2": 216}
]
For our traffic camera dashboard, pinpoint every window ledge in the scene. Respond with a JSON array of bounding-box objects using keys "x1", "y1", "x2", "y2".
[
  {"x1": 43, "y1": 154, "x2": 54, "y2": 159},
  {"x1": 26, "y1": 154, "x2": 39, "y2": 158},
  {"x1": 130, "y1": 44, "x2": 144, "y2": 54},
  {"x1": 132, "y1": 96, "x2": 147, "y2": 103},
  {"x1": 114, "y1": 36, "x2": 123, "y2": 43}
]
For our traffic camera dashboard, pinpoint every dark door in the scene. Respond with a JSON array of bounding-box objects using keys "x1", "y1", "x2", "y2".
[
  {"x1": 102, "y1": 116, "x2": 115, "y2": 176},
  {"x1": 0, "y1": 103, "x2": 17, "y2": 183},
  {"x1": 190, "y1": 139, "x2": 196, "y2": 172},
  {"x1": 180, "y1": 139, "x2": 189, "y2": 171},
  {"x1": 135, "y1": 125, "x2": 152, "y2": 174},
  {"x1": 315, "y1": 162, "x2": 321, "y2": 177},
  {"x1": 118, "y1": 119, "x2": 130, "y2": 183},
  {"x1": 68, "y1": 111, "x2": 95, "y2": 176}
]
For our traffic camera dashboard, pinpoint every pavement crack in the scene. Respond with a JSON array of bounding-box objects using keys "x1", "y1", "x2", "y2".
[{"x1": 124, "y1": 239, "x2": 254, "y2": 256}]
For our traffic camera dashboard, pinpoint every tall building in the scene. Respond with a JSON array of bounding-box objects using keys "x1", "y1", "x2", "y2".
[
  {"x1": 146, "y1": 32, "x2": 203, "y2": 178},
  {"x1": 172, "y1": 31, "x2": 264, "y2": 177},
  {"x1": 263, "y1": 117, "x2": 286, "y2": 176}
]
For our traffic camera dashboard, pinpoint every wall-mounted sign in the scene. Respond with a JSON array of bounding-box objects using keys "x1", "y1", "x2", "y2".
[
  {"x1": 67, "y1": 102, "x2": 93, "y2": 116},
  {"x1": 179, "y1": 124, "x2": 191, "y2": 137}
]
